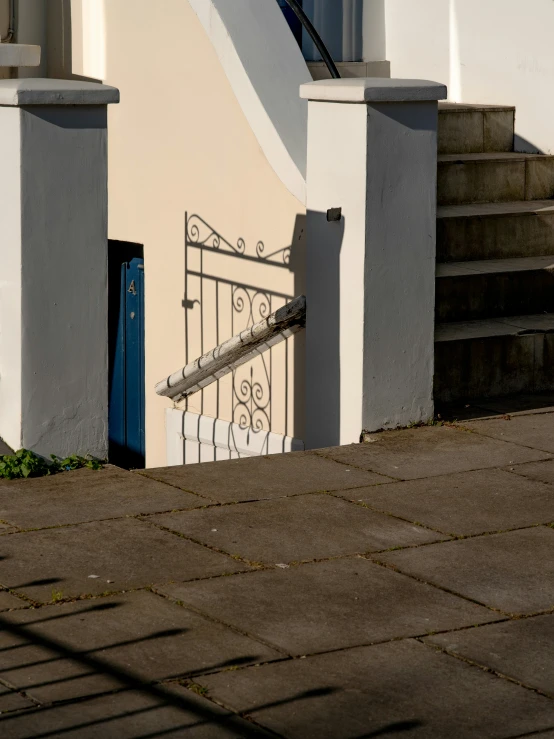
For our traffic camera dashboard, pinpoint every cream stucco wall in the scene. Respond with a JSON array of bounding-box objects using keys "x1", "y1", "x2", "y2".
[{"x1": 54, "y1": 0, "x2": 306, "y2": 467}]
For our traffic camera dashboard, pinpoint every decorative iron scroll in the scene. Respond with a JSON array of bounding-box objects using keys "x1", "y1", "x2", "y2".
[
  {"x1": 231, "y1": 286, "x2": 272, "y2": 430},
  {"x1": 186, "y1": 213, "x2": 290, "y2": 265},
  {"x1": 184, "y1": 213, "x2": 295, "y2": 434}
]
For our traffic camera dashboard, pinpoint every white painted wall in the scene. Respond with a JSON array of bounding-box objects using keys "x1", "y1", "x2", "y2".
[
  {"x1": 0, "y1": 79, "x2": 119, "y2": 459},
  {"x1": 386, "y1": 0, "x2": 554, "y2": 154},
  {"x1": 166, "y1": 409, "x2": 304, "y2": 466},
  {"x1": 0, "y1": 108, "x2": 23, "y2": 448},
  {"x1": 20, "y1": 104, "x2": 108, "y2": 457}
]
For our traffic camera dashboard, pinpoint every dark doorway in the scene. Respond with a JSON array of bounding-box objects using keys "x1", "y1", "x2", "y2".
[{"x1": 108, "y1": 241, "x2": 145, "y2": 469}]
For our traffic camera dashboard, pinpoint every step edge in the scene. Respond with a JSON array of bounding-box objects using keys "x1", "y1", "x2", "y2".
[
  {"x1": 437, "y1": 200, "x2": 554, "y2": 220},
  {"x1": 436, "y1": 255, "x2": 554, "y2": 277},
  {"x1": 438, "y1": 153, "x2": 552, "y2": 163},
  {"x1": 438, "y1": 103, "x2": 515, "y2": 112},
  {"x1": 435, "y1": 315, "x2": 554, "y2": 342}
]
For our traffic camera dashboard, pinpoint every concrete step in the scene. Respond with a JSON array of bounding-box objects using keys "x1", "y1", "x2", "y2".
[
  {"x1": 438, "y1": 103, "x2": 515, "y2": 155},
  {"x1": 434, "y1": 314, "x2": 554, "y2": 403},
  {"x1": 437, "y1": 153, "x2": 554, "y2": 206},
  {"x1": 436, "y1": 255, "x2": 554, "y2": 322},
  {"x1": 437, "y1": 200, "x2": 554, "y2": 262}
]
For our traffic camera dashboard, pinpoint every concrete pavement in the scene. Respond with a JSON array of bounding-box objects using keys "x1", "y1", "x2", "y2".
[{"x1": 0, "y1": 398, "x2": 553, "y2": 737}]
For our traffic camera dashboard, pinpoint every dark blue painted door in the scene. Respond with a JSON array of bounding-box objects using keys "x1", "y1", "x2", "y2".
[{"x1": 109, "y1": 257, "x2": 145, "y2": 468}]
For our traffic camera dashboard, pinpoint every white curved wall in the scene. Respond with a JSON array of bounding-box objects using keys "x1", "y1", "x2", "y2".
[
  {"x1": 386, "y1": 0, "x2": 554, "y2": 154},
  {"x1": 189, "y1": 0, "x2": 311, "y2": 203}
]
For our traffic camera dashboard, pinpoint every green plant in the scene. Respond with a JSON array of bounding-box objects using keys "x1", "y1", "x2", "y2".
[
  {"x1": 51, "y1": 588, "x2": 64, "y2": 603},
  {"x1": 52, "y1": 454, "x2": 103, "y2": 474},
  {"x1": 0, "y1": 449, "x2": 102, "y2": 481},
  {"x1": 187, "y1": 682, "x2": 209, "y2": 697}
]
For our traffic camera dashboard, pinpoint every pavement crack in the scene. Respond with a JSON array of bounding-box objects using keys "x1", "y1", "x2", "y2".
[
  {"x1": 419, "y1": 638, "x2": 554, "y2": 701},
  {"x1": 370, "y1": 557, "x2": 510, "y2": 617},
  {"x1": 150, "y1": 587, "x2": 290, "y2": 658},
  {"x1": 132, "y1": 471, "x2": 213, "y2": 503}
]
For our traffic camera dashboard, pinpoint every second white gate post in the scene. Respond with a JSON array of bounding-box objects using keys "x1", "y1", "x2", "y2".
[{"x1": 302, "y1": 78, "x2": 446, "y2": 449}]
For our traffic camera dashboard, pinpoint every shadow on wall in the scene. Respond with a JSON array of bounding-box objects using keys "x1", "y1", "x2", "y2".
[
  {"x1": 179, "y1": 208, "x2": 347, "y2": 457},
  {"x1": 180, "y1": 212, "x2": 307, "y2": 461},
  {"x1": 514, "y1": 133, "x2": 544, "y2": 155},
  {"x1": 305, "y1": 208, "x2": 345, "y2": 448}
]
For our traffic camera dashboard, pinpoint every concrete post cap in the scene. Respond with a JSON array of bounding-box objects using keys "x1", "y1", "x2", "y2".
[
  {"x1": 0, "y1": 78, "x2": 120, "y2": 106},
  {"x1": 300, "y1": 78, "x2": 447, "y2": 103}
]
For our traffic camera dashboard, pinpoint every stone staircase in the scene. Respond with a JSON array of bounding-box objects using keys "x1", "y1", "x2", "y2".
[{"x1": 434, "y1": 103, "x2": 554, "y2": 403}]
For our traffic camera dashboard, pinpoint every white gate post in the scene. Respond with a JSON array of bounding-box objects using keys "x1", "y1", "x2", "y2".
[
  {"x1": 0, "y1": 79, "x2": 119, "y2": 458},
  {"x1": 302, "y1": 78, "x2": 446, "y2": 449}
]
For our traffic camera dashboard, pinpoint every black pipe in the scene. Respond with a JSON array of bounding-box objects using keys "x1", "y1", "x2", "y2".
[{"x1": 283, "y1": 0, "x2": 341, "y2": 79}]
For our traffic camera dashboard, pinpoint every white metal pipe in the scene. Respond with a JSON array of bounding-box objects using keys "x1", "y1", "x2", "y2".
[{"x1": 156, "y1": 296, "x2": 306, "y2": 402}]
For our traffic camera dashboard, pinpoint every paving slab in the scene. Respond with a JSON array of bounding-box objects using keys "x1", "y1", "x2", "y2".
[
  {"x1": 465, "y1": 413, "x2": 554, "y2": 453},
  {"x1": 338, "y1": 468, "x2": 554, "y2": 536},
  {"x1": 0, "y1": 466, "x2": 205, "y2": 530},
  {"x1": 0, "y1": 518, "x2": 249, "y2": 602},
  {"x1": 140, "y1": 452, "x2": 391, "y2": 503},
  {"x1": 0, "y1": 685, "x2": 272, "y2": 738},
  {"x1": 316, "y1": 425, "x2": 550, "y2": 480},
  {"x1": 147, "y1": 494, "x2": 444, "y2": 565},
  {"x1": 426, "y1": 613, "x2": 554, "y2": 696},
  {"x1": 509, "y1": 459, "x2": 554, "y2": 486},
  {"x1": 0, "y1": 591, "x2": 280, "y2": 704},
  {"x1": 157, "y1": 558, "x2": 497, "y2": 656},
  {"x1": 378, "y1": 527, "x2": 554, "y2": 615},
  {"x1": 0, "y1": 684, "x2": 35, "y2": 715},
  {"x1": 0, "y1": 591, "x2": 27, "y2": 612},
  {"x1": 198, "y1": 639, "x2": 554, "y2": 739}
]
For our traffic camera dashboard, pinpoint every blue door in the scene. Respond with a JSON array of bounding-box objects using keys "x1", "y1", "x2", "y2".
[{"x1": 109, "y1": 251, "x2": 145, "y2": 468}]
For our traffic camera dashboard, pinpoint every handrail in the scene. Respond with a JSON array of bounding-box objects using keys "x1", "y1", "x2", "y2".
[
  {"x1": 282, "y1": 0, "x2": 341, "y2": 80},
  {"x1": 156, "y1": 295, "x2": 306, "y2": 401}
]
